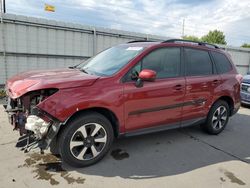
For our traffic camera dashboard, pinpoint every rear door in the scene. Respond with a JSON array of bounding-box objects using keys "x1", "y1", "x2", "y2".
[
  {"x1": 123, "y1": 47, "x2": 185, "y2": 132},
  {"x1": 182, "y1": 48, "x2": 221, "y2": 124}
]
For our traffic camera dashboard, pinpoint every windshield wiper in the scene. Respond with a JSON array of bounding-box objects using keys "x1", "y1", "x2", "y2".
[
  {"x1": 70, "y1": 65, "x2": 96, "y2": 75},
  {"x1": 68, "y1": 65, "x2": 77, "y2": 69},
  {"x1": 69, "y1": 66, "x2": 89, "y2": 74},
  {"x1": 80, "y1": 69, "x2": 89, "y2": 74}
]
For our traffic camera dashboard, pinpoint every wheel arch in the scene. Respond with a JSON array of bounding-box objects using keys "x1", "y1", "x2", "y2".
[
  {"x1": 49, "y1": 107, "x2": 120, "y2": 155},
  {"x1": 213, "y1": 96, "x2": 234, "y2": 116},
  {"x1": 60, "y1": 107, "x2": 120, "y2": 138}
]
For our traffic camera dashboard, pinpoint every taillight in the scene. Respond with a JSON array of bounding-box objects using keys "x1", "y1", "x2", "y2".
[{"x1": 236, "y1": 74, "x2": 243, "y2": 84}]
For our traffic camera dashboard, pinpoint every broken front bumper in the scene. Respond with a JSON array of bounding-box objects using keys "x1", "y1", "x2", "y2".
[{"x1": 3, "y1": 98, "x2": 62, "y2": 152}]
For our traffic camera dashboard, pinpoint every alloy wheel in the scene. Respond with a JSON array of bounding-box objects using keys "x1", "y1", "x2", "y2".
[
  {"x1": 212, "y1": 106, "x2": 228, "y2": 130},
  {"x1": 69, "y1": 123, "x2": 107, "y2": 160}
]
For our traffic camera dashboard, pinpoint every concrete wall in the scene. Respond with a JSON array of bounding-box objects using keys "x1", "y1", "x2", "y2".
[{"x1": 0, "y1": 13, "x2": 250, "y2": 85}]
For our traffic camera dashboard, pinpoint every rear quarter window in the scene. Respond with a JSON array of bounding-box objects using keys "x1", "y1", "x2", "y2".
[{"x1": 211, "y1": 51, "x2": 232, "y2": 74}]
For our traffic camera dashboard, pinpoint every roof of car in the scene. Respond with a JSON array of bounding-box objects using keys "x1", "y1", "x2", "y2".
[
  {"x1": 120, "y1": 41, "x2": 160, "y2": 48},
  {"x1": 125, "y1": 39, "x2": 221, "y2": 51}
]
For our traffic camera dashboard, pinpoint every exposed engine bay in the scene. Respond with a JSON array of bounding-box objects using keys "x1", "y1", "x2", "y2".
[{"x1": 4, "y1": 88, "x2": 60, "y2": 152}]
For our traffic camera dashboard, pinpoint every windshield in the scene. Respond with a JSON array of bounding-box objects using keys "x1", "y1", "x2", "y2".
[{"x1": 76, "y1": 46, "x2": 144, "y2": 76}]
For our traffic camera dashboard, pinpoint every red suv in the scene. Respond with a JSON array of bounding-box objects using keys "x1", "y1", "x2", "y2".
[{"x1": 4, "y1": 39, "x2": 241, "y2": 167}]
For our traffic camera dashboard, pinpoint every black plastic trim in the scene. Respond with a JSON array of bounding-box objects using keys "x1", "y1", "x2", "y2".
[
  {"x1": 162, "y1": 39, "x2": 219, "y2": 49},
  {"x1": 122, "y1": 117, "x2": 206, "y2": 137},
  {"x1": 127, "y1": 40, "x2": 156, "y2": 43},
  {"x1": 128, "y1": 98, "x2": 206, "y2": 116}
]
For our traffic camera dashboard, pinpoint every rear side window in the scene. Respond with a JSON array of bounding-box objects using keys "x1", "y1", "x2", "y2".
[
  {"x1": 185, "y1": 48, "x2": 213, "y2": 76},
  {"x1": 211, "y1": 51, "x2": 232, "y2": 74}
]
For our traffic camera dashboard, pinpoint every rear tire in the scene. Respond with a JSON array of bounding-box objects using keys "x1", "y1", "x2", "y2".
[
  {"x1": 203, "y1": 100, "x2": 229, "y2": 135},
  {"x1": 58, "y1": 112, "x2": 114, "y2": 167}
]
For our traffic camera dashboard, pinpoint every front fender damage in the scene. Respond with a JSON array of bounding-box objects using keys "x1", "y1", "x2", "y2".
[{"x1": 4, "y1": 88, "x2": 62, "y2": 153}]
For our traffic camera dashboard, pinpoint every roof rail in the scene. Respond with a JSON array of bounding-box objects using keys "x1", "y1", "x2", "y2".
[
  {"x1": 162, "y1": 39, "x2": 219, "y2": 49},
  {"x1": 127, "y1": 40, "x2": 155, "y2": 43}
]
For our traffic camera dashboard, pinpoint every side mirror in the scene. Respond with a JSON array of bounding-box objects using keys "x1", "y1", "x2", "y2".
[
  {"x1": 139, "y1": 69, "x2": 156, "y2": 81},
  {"x1": 135, "y1": 69, "x2": 156, "y2": 88}
]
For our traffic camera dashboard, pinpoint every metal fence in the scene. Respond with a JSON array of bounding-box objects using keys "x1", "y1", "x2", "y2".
[
  {"x1": 0, "y1": 14, "x2": 168, "y2": 85},
  {"x1": 220, "y1": 46, "x2": 250, "y2": 75},
  {"x1": 0, "y1": 13, "x2": 250, "y2": 85}
]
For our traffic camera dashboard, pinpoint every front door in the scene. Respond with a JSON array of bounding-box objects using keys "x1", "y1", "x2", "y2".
[{"x1": 123, "y1": 47, "x2": 185, "y2": 132}]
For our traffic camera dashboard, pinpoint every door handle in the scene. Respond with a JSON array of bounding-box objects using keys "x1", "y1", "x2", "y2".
[
  {"x1": 212, "y1": 79, "x2": 220, "y2": 85},
  {"x1": 174, "y1": 84, "x2": 183, "y2": 90}
]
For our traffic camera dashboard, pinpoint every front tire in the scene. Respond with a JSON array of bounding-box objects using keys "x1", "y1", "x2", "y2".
[
  {"x1": 203, "y1": 100, "x2": 229, "y2": 135},
  {"x1": 59, "y1": 112, "x2": 114, "y2": 167},
  {"x1": 49, "y1": 137, "x2": 59, "y2": 155}
]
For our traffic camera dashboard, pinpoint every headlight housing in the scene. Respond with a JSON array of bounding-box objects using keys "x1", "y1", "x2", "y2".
[{"x1": 25, "y1": 115, "x2": 51, "y2": 139}]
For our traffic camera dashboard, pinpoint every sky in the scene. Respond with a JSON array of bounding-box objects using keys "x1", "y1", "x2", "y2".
[{"x1": 4, "y1": 0, "x2": 250, "y2": 46}]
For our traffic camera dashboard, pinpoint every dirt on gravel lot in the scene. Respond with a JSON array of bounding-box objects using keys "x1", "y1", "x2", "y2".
[{"x1": 0, "y1": 104, "x2": 250, "y2": 188}]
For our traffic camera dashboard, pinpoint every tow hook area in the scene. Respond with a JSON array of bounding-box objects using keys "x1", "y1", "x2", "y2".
[
  {"x1": 16, "y1": 133, "x2": 40, "y2": 153},
  {"x1": 16, "y1": 117, "x2": 62, "y2": 154}
]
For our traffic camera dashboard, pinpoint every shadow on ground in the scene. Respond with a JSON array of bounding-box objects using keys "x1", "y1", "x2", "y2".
[
  {"x1": 54, "y1": 107, "x2": 250, "y2": 179},
  {"x1": 19, "y1": 107, "x2": 250, "y2": 180}
]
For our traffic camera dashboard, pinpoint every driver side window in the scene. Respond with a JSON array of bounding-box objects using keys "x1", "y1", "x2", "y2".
[{"x1": 124, "y1": 47, "x2": 181, "y2": 82}]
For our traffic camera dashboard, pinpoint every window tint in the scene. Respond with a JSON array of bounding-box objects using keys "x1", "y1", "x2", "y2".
[
  {"x1": 141, "y1": 48, "x2": 181, "y2": 79},
  {"x1": 185, "y1": 48, "x2": 213, "y2": 76},
  {"x1": 211, "y1": 51, "x2": 232, "y2": 74},
  {"x1": 77, "y1": 46, "x2": 144, "y2": 76}
]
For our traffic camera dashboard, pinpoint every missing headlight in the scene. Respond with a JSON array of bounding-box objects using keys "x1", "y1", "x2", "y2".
[
  {"x1": 25, "y1": 115, "x2": 51, "y2": 139},
  {"x1": 5, "y1": 88, "x2": 58, "y2": 136}
]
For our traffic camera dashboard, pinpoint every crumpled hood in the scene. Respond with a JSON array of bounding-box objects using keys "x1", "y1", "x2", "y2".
[
  {"x1": 6, "y1": 68, "x2": 100, "y2": 99},
  {"x1": 242, "y1": 75, "x2": 250, "y2": 84}
]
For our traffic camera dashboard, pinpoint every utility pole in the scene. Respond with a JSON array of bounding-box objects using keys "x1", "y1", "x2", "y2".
[
  {"x1": 0, "y1": 0, "x2": 7, "y2": 81},
  {"x1": 3, "y1": 0, "x2": 5, "y2": 13},
  {"x1": 182, "y1": 19, "x2": 185, "y2": 38},
  {"x1": 0, "y1": 0, "x2": 3, "y2": 23}
]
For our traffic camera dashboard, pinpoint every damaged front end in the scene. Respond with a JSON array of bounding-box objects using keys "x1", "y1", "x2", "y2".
[{"x1": 4, "y1": 88, "x2": 61, "y2": 152}]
